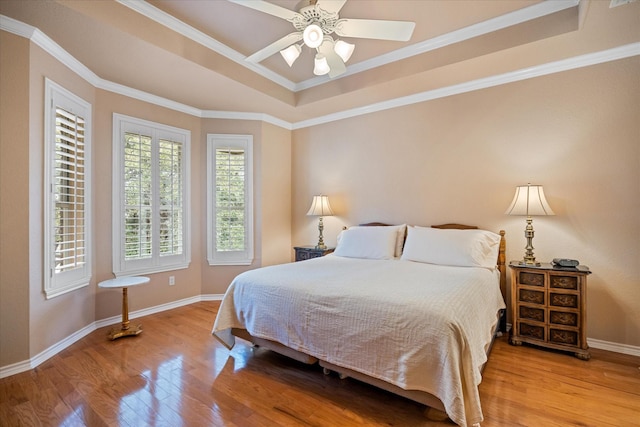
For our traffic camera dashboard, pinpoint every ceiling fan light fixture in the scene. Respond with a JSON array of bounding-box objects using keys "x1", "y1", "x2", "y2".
[
  {"x1": 233, "y1": 0, "x2": 416, "y2": 79},
  {"x1": 334, "y1": 40, "x2": 355, "y2": 63},
  {"x1": 280, "y1": 44, "x2": 302, "y2": 67},
  {"x1": 303, "y1": 24, "x2": 324, "y2": 48},
  {"x1": 313, "y1": 53, "x2": 330, "y2": 75}
]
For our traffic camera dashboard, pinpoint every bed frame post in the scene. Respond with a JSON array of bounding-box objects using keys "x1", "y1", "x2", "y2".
[{"x1": 498, "y1": 230, "x2": 507, "y2": 332}]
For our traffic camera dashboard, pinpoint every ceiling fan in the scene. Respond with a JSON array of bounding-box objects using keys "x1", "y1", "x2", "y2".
[{"x1": 228, "y1": 0, "x2": 416, "y2": 78}]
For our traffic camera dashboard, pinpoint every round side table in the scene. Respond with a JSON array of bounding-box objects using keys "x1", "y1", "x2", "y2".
[{"x1": 98, "y1": 276, "x2": 150, "y2": 340}]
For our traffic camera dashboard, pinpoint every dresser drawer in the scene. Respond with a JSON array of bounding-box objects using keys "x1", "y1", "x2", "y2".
[
  {"x1": 518, "y1": 322, "x2": 545, "y2": 341},
  {"x1": 549, "y1": 328, "x2": 579, "y2": 346},
  {"x1": 549, "y1": 292, "x2": 578, "y2": 309},
  {"x1": 518, "y1": 271, "x2": 545, "y2": 287},
  {"x1": 550, "y1": 275, "x2": 578, "y2": 290},
  {"x1": 550, "y1": 310, "x2": 578, "y2": 327},
  {"x1": 294, "y1": 246, "x2": 334, "y2": 262},
  {"x1": 518, "y1": 288, "x2": 545, "y2": 305},
  {"x1": 519, "y1": 305, "x2": 545, "y2": 322},
  {"x1": 296, "y1": 250, "x2": 314, "y2": 261}
]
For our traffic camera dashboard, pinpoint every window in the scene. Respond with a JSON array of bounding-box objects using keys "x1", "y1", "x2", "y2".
[
  {"x1": 44, "y1": 79, "x2": 92, "y2": 299},
  {"x1": 113, "y1": 114, "x2": 190, "y2": 276},
  {"x1": 207, "y1": 134, "x2": 253, "y2": 265}
]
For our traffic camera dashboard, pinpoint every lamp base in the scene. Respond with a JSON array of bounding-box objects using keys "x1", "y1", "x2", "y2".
[
  {"x1": 521, "y1": 217, "x2": 540, "y2": 267},
  {"x1": 516, "y1": 260, "x2": 541, "y2": 267},
  {"x1": 315, "y1": 216, "x2": 327, "y2": 251}
]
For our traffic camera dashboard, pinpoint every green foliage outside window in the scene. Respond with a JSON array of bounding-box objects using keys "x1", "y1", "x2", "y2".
[
  {"x1": 215, "y1": 149, "x2": 245, "y2": 251},
  {"x1": 124, "y1": 133, "x2": 183, "y2": 260}
]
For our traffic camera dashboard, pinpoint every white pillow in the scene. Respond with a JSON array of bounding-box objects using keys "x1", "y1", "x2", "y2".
[
  {"x1": 334, "y1": 226, "x2": 398, "y2": 260},
  {"x1": 400, "y1": 226, "x2": 501, "y2": 269},
  {"x1": 337, "y1": 224, "x2": 406, "y2": 257}
]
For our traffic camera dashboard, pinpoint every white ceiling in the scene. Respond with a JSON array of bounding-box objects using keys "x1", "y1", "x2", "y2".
[
  {"x1": 5, "y1": 0, "x2": 634, "y2": 125},
  {"x1": 137, "y1": 0, "x2": 579, "y2": 89}
]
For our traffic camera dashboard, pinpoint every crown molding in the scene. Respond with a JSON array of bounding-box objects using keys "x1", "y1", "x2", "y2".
[
  {"x1": 0, "y1": 13, "x2": 34, "y2": 38},
  {"x1": 201, "y1": 110, "x2": 292, "y2": 130},
  {"x1": 0, "y1": 14, "x2": 292, "y2": 130},
  {"x1": 1, "y1": 15, "x2": 101, "y2": 86},
  {"x1": 295, "y1": 0, "x2": 581, "y2": 91},
  {"x1": 115, "y1": 0, "x2": 297, "y2": 91},
  {"x1": 115, "y1": 0, "x2": 580, "y2": 92},
  {"x1": 98, "y1": 79, "x2": 203, "y2": 117},
  {"x1": 293, "y1": 42, "x2": 640, "y2": 129},
  {"x1": 2, "y1": 15, "x2": 638, "y2": 131}
]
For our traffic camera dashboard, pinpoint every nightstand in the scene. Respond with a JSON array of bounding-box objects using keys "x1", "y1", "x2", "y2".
[
  {"x1": 509, "y1": 261, "x2": 591, "y2": 360},
  {"x1": 294, "y1": 246, "x2": 334, "y2": 262}
]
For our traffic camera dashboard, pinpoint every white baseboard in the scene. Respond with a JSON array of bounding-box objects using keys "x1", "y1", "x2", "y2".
[
  {"x1": 2, "y1": 299, "x2": 636, "y2": 379},
  {"x1": 506, "y1": 322, "x2": 640, "y2": 357},
  {"x1": 588, "y1": 338, "x2": 640, "y2": 357},
  {"x1": 0, "y1": 294, "x2": 224, "y2": 379},
  {"x1": 0, "y1": 322, "x2": 97, "y2": 379},
  {"x1": 95, "y1": 294, "x2": 203, "y2": 328},
  {"x1": 201, "y1": 293, "x2": 225, "y2": 301}
]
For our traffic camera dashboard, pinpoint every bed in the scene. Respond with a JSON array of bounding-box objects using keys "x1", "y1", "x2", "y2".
[{"x1": 212, "y1": 223, "x2": 507, "y2": 427}]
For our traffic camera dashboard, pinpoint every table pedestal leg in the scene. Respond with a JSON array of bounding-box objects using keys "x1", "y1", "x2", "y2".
[{"x1": 107, "y1": 287, "x2": 143, "y2": 340}]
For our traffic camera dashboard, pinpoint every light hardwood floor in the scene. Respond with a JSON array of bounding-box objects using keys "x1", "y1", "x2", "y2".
[{"x1": 1, "y1": 301, "x2": 638, "y2": 426}]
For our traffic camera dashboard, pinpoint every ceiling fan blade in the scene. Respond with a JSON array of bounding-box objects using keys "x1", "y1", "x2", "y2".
[
  {"x1": 317, "y1": 0, "x2": 348, "y2": 15},
  {"x1": 227, "y1": 0, "x2": 300, "y2": 21},
  {"x1": 318, "y1": 39, "x2": 347, "y2": 78},
  {"x1": 335, "y1": 19, "x2": 416, "y2": 41},
  {"x1": 246, "y1": 32, "x2": 303, "y2": 63}
]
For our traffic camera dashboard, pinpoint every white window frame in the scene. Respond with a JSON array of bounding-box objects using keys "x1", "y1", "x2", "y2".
[
  {"x1": 43, "y1": 78, "x2": 92, "y2": 299},
  {"x1": 207, "y1": 134, "x2": 254, "y2": 266},
  {"x1": 112, "y1": 113, "x2": 191, "y2": 276}
]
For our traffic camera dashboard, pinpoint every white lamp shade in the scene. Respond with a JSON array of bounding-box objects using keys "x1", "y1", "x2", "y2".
[
  {"x1": 303, "y1": 24, "x2": 324, "y2": 48},
  {"x1": 505, "y1": 184, "x2": 555, "y2": 216},
  {"x1": 280, "y1": 44, "x2": 301, "y2": 67},
  {"x1": 334, "y1": 40, "x2": 355, "y2": 62},
  {"x1": 313, "y1": 54, "x2": 330, "y2": 75},
  {"x1": 307, "y1": 195, "x2": 334, "y2": 216}
]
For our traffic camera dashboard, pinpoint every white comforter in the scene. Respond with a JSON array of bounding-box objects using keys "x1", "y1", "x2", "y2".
[{"x1": 212, "y1": 255, "x2": 505, "y2": 426}]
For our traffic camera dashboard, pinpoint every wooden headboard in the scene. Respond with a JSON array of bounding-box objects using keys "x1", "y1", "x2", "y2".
[{"x1": 360, "y1": 222, "x2": 507, "y2": 302}]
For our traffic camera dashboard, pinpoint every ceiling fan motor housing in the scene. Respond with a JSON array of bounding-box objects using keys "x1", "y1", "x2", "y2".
[{"x1": 291, "y1": 5, "x2": 339, "y2": 35}]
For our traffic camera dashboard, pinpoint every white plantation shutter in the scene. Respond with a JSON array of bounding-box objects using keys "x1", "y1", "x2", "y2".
[
  {"x1": 44, "y1": 79, "x2": 92, "y2": 298},
  {"x1": 54, "y1": 108, "x2": 86, "y2": 272},
  {"x1": 113, "y1": 114, "x2": 190, "y2": 276},
  {"x1": 158, "y1": 139, "x2": 183, "y2": 256},
  {"x1": 123, "y1": 131, "x2": 153, "y2": 260},
  {"x1": 207, "y1": 134, "x2": 253, "y2": 265}
]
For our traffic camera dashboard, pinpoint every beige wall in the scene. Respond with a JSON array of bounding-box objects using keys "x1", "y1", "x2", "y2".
[
  {"x1": 0, "y1": 36, "x2": 293, "y2": 368},
  {"x1": 0, "y1": 32, "x2": 31, "y2": 365},
  {"x1": 292, "y1": 57, "x2": 640, "y2": 347},
  {"x1": 27, "y1": 32, "x2": 98, "y2": 358},
  {"x1": 260, "y1": 122, "x2": 292, "y2": 267}
]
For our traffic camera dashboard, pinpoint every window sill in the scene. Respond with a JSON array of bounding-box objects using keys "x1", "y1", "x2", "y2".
[
  {"x1": 113, "y1": 262, "x2": 190, "y2": 278},
  {"x1": 207, "y1": 259, "x2": 253, "y2": 266}
]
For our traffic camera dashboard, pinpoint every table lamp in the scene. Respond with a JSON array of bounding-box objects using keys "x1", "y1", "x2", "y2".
[
  {"x1": 307, "y1": 195, "x2": 334, "y2": 249},
  {"x1": 505, "y1": 183, "x2": 555, "y2": 266}
]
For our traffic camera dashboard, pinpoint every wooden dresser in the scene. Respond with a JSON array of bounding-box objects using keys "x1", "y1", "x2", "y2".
[
  {"x1": 293, "y1": 246, "x2": 334, "y2": 262},
  {"x1": 509, "y1": 261, "x2": 591, "y2": 360}
]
